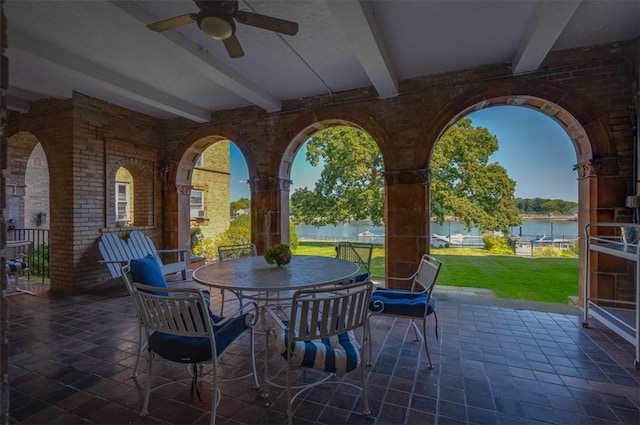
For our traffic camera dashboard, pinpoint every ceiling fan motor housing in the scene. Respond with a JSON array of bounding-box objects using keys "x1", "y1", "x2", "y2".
[{"x1": 197, "y1": 12, "x2": 236, "y2": 40}]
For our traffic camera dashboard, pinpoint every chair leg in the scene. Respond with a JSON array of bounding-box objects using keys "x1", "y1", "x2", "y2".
[
  {"x1": 421, "y1": 319, "x2": 434, "y2": 369},
  {"x1": 360, "y1": 339, "x2": 371, "y2": 415},
  {"x1": 141, "y1": 352, "x2": 153, "y2": 416},
  {"x1": 366, "y1": 318, "x2": 373, "y2": 366},
  {"x1": 132, "y1": 324, "x2": 144, "y2": 377},
  {"x1": 211, "y1": 360, "x2": 218, "y2": 425},
  {"x1": 410, "y1": 319, "x2": 422, "y2": 341},
  {"x1": 286, "y1": 364, "x2": 293, "y2": 425},
  {"x1": 249, "y1": 327, "x2": 260, "y2": 390},
  {"x1": 219, "y1": 289, "x2": 225, "y2": 316}
]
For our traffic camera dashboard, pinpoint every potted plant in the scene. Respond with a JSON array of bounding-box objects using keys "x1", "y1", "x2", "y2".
[{"x1": 264, "y1": 244, "x2": 292, "y2": 267}]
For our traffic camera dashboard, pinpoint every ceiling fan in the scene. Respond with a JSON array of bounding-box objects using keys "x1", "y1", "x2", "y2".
[{"x1": 146, "y1": 0, "x2": 299, "y2": 58}]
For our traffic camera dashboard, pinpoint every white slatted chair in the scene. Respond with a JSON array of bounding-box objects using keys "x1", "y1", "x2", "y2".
[
  {"x1": 264, "y1": 280, "x2": 374, "y2": 425},
  {"x1": 335, "y1": 241, "x2": 373, "y2": 282},
  {"x1": 368, "y1": 253, "x2": 442, "y2": 368},
  {"x1": 98, "y1": 231, "x2": 188, "y2": 280},
  {"x1": 123, "y1": 263, "x2": 259, "y2": 425},
  {"x1": 128, "y1": 230, "x2": 188, "y2": 280}
]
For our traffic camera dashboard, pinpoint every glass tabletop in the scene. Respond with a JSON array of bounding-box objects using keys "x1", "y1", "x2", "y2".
[{"x1": 192, "y1": 255, "x2": 359, "y2": 292}]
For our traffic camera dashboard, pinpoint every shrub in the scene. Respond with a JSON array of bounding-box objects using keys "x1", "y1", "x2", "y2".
[
  {"x1": 483, "y1": 235, "x2": 513, "y2": 255},
  {"x1": 533, "y1": 245, "x2": 577, "y2": 258},
  {"x1": 30, "y1": 243, "x2": 49, "y2": 276},
  {"x1": 193, "y1": 215, "x2": 300, "y2": 262}
]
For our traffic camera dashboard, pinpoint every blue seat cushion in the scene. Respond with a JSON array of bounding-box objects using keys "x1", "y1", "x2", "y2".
[
  {"x1": 6, "y1": 260, "x2": 27, "y2": 273},
  {"x1": 354, "y1": 272, "x2": 369, "y2": 282},
  {"x1": 370, "y1": 289, "x2": 435, "y2": 318},
  {"x1": 130, "y1": 254, "x2": 168, "y2": 296},
  {"x1": 149, "y1": 313, "x2": 249, "y2": 363},
  {"x1": 271, "y1": 320, "x2": 360, "y2": 373}
]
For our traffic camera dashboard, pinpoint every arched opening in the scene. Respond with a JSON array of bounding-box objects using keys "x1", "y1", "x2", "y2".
[
  {"x1": 176, "y1": 136, "x2": 251, "y2": 263},
  {"x1": 107, "y1": 160, "x2": 154, "y2": 228},
  {"x1": 284, "y1": 122, "x2": 386, "y2": 276},
  {"x1": 425, "y1": 92, "x2": 599, "y2": 305},
  {"x1": 6, "y1": 134, "x2": 51, "y2": 284},
  {"x1": 430, "y1": 105, "x2": 579, "y2": 303},
  {"x1": 115, "y1": 167, "x2": 134, "y2": 227},
  {"x1": 24, "y1": 143, "x2": 50, "y2": 230}
]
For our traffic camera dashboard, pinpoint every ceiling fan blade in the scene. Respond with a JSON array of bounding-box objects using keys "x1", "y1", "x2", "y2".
[
  {"x1": 234, "y1": 11, "x2": 299, "y2": 36},
  {"x1": 223, "y1": 35, "x2": 245, "y2": 58},
  {"x1": 147, "y1": 14, "x2": 196, "y2": 32}
]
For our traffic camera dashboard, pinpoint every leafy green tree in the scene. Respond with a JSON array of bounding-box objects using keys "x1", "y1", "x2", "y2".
[
  {"x1": 193, "y1": 215, "x2": 300, "y2": 261},
  {"x1": 230, "y1": 197, "x2": 250, "y2": 217},
  {"x1": 291, "y1": 120, "x2": 521, "y2": 233},
  {"x1": 290, "y1": 127, "x2": 385, "y2": 225},
  {"x1": 215, "y1": 214, "x2": 251, "y2": 248},
  {"x1": 515, "y1": 197, "x2": 576, "y2": 214},
  {"x1": 430, "y1": 118, "x2": 521, "y2": 232}
]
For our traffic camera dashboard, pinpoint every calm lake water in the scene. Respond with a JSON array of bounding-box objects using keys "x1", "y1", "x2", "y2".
[{"x1": 296, "y1": 219, "x2": 579, "y2": 243}]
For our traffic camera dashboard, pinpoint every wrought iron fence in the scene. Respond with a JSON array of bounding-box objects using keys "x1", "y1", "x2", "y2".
[{"x1": 7, "y1": 228, "x2": 49, "y2": 283}]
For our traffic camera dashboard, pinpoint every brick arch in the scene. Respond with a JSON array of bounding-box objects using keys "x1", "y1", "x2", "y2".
[
  {"x1": 6, "y1": 132, "x2": 49, "y2": 229},
  {"x1": 417, "y1": 79, "x2": 616, "y2": 304},
  {"x1": 171, "y1": 125, "x2": 258, "y2": 186},
  {"x1": 278, "y1": 107, "x2": 392, "y2": 180},
  {"x1": 107, "y1": 158, "x2": 154, "y2": 227},
  {"x1": 6, "y1": 131, "x2": 45, "y2": 179},
  {"x1": 166, "y1": 126, "x2": 258, "y2": 261},
  {"x1": 266, "y1": 107, "x2": 390, "y2": 247},
  {"x1": 418, "y1": 80, "x2": 609, "y2": 167}
]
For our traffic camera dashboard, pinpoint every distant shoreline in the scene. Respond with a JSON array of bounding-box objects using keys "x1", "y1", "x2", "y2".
[
  {"x1": 520, "y1": 214, "x2": 577, "y2": 221},
  {"x1": 442, "y1": 214, "x2": 578, "y2": 222}
]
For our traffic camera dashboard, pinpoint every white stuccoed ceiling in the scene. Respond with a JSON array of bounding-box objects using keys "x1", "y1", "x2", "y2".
[{"x1": 3, "y1": 0, "x2": 639, "y2": 123}]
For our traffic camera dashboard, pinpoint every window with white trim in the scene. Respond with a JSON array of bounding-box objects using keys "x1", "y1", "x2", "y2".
[
  {"x1": 190, "y1": 189, "x2": 205, "y2": 218},
  {"x1": 115, "y1": 182, "x2": 130, "y2": 221}
]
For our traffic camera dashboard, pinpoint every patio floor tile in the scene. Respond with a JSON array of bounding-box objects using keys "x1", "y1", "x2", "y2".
[{"x1": 5, "y1": 279, "x2": 640, "y2": 424}]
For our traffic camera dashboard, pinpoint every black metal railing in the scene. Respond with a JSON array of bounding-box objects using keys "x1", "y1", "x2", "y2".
[{"x1": 7, "y1": 228, "x2": 50, "y2": 283}]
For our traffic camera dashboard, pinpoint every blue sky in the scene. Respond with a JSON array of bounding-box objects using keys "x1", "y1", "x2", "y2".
[{"x1": 229, "y1": 105, "x2": 578, "y2": 202}]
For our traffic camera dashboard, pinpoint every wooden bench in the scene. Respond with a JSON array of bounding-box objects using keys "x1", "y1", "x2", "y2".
[{"x1": 99, "y1": 231, "x2": 188, "y2": 280}]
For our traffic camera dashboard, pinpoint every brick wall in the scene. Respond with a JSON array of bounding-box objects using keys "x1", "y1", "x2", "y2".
[
  {"x1": 190, "y1": 141, "x2": 231, "y2": 242},
  {"x1": 2, "y1": 38, "x2": 638, "y2": 299}
]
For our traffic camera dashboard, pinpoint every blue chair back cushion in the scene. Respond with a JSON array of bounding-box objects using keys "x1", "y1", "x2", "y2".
[
  {"x1": 370, "y1": 289, "x2": 435, "y2": 318},
  {"x1": 272, "y1": 320, "x2": 360, "y2": 373},
  {"x1": 149, "y1": 313, "x2": 248, "y2": 363},
  {"x1": 130, "y1": 254, "x2": 168, "y2": 296},
  {"x1": 354, "y1": 272, "x2": 369, "y2": 282}
]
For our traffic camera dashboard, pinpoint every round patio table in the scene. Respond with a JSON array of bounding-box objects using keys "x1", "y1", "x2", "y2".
[{"x1": 192, "y1": 254, "x2": 359, "y2": 299}]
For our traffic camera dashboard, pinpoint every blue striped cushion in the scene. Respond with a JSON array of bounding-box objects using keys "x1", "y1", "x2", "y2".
[
  {"x1": 6, "y1": 260, "x2": 27, "y2": 273},
  {"x1": 370, "y1": 289, "x2": 435, "y2": 318},
  {"x1": 272, "y1": 321, "x2": 360, "y2": 373}
]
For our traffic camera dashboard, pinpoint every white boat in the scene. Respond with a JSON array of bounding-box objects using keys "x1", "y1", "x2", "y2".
[
  {"x1": 431, "y1": 233, "x2": 484, "y2": 247},
  {"x1": 358, "y1": 230, "x2": 376, "y2": 237}
]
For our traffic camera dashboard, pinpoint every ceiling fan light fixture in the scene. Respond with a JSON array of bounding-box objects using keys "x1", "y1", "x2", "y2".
[{"x1": 198, "y1": 15, "x2": 234, "y2": 40}]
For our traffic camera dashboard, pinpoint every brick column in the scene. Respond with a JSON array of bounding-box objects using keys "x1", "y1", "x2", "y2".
[
  {"x1": 249, "y1": 177, "x2": 291, "y2": 254},
  {"x1": 384, "y1": 168, "x2": 430, "y2": 289},
  {"x1": 164, "y1": 183, "x2": 192, "y2": 266},
  {"x1": 576, "y1": 156, "x2": 633, "y2": 305}
]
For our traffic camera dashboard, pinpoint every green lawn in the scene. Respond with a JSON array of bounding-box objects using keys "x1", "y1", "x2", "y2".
[{"x1": 294, "y1": 242, "x2": 578, "y2": 303}]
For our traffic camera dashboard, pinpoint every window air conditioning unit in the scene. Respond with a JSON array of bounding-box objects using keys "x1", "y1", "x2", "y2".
[{"x1": 197, "y1": 209, "x2": 206, "y2": 218}]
